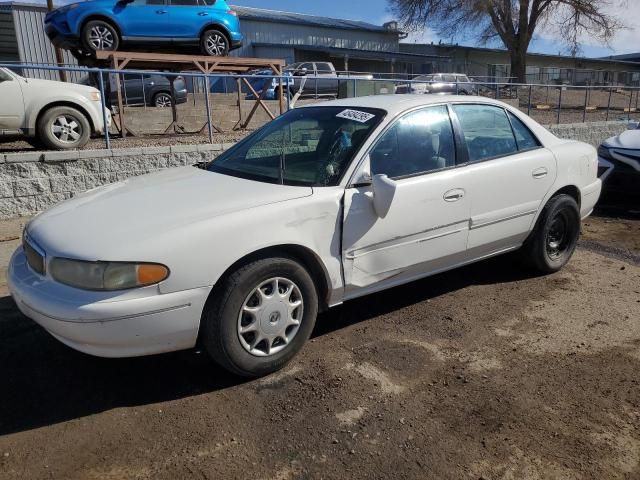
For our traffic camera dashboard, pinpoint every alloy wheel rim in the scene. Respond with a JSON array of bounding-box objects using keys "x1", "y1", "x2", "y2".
[
  {"x1": 89, "y1": 26, "x2": 114, "y2": 50},
  {"x1": 51, "y1": 115, "x2": 82, "y2": 144},
  {"x1": 155, "y1": 94, "x2": 172, "y2": 107},
  {"x1": 205, "y1": 34, "x2": 227, "y2": 56},
  {"x1": 237, "y1": 277, "x2": 304, "y2": 357},
  {"x1": 546, "y1": 212, "x2": 569, "y2": 260}
]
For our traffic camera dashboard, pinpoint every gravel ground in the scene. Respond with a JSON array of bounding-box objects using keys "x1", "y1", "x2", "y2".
[{"x1": 0, "y1": 200, "x2": 638, "y2": 479}]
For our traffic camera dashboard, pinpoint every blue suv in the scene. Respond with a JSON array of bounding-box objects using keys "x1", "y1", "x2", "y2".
[{"x1": 45, "y1": 0, "x2": 243, "y2": 57}]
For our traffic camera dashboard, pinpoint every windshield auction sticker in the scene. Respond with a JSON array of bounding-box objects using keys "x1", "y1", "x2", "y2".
[{"x1": 336, "y1": 109, "x2": 376, "y2": 123}]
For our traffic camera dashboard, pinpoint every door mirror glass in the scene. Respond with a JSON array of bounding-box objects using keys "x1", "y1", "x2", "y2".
[{"x1": 371, "y1": 174, "x2": 397, "y2": 218}]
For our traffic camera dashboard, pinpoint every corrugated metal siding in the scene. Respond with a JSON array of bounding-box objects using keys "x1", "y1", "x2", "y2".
[
  {"x1": 10, "y1": 4, "x2": 81, "y2": 81},
  {"x1": 0, "y1": 11, "x2": 19, "y2": 61},
  {"x1": 233, "y1": 20, "x2": 399, "y2": 60}
]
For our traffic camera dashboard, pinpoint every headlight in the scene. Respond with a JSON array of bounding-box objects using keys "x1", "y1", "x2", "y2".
[
  {"x1": 50, "y1": 258, "x2": 169, "y2": 291},
  {"x1": 90, "y1": 91, "x2": 101, "y2": 102}
]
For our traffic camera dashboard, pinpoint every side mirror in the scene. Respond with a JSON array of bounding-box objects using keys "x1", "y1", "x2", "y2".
[
  {"x1": 295, "y1": 68, "x2": 308, "y2": 77},
  {"x1": 371, "y1": 174, "x2": 397, "y2": 218}
]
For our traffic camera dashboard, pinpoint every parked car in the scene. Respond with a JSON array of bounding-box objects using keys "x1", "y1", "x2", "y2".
[
  {"x1": 597, "y1": 127, "x2": 640, "y2": 197},
  {"x1": 0, "y1": 67, "x2": 110, "y2": 150},
  {"x1": 247, "y1": 62, "x2": 375, "y2": 100},
  {"x1": 395, "y1": 73, "x2": 477, "y2": 95},
  {"x1": 9, "y1": 95, "x2": 601, "y2": 377},
  {"x1": 84, "y1": 73, "x2": 188, "y2": 107},
  {"x1": 45, "y1": 0, "x2": 243, "y2": 57}
]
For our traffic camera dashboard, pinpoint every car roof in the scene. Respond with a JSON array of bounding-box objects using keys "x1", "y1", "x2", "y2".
[{"x1": 300, "y1": 94, "x2": 506, "y2": 116}]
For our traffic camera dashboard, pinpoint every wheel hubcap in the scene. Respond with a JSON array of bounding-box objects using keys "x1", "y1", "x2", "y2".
[
  {"x1": 205, "y1": 34, "x2": 227, "y2": 56},
  {"x1": 238, "y1": 277, "x2": 304, "y2": 357},
  {"x1": 546, "y1": 212, "x2": 569, "y2": 260},
  {"x1": 155, "y1": 95, "x2": 172, "y2": 107},
  {"x1": 89, "y1": 26, "x2": 114, "y2": 50},
  {"x1": 51, "y1": 115, "x2": 82, "y2": 144}
]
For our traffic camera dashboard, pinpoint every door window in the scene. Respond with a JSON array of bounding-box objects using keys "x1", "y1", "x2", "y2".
[
  {"x1": 507, "y1": 111, "x2": 540, "y2": 151},
  {"x1": 315, "y1": 63, "x2": 333, "y2": 74},
  {"x1": 452, "y1": 104, "x2": 518, "y2": 162},
  {"x1": 442, "y1": 74, "x2": 456, "y2": 82},
  {"x1": 370, "y1": 105, "x2": 456, "y2": 179},
  {"x1": 169, "y1": 0, "x2": 197, "y2": 5}
]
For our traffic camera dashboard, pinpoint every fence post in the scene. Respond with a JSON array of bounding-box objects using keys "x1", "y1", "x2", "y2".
[
  {"x1": 496, "y1": 82, "x2": 499, "y2": 99},
  {"x1": 628, "y1": 88, "x2": 634, "y2": 121},
  {"x1": 582, "y1": 87, "x2": 588, "y2": 123},
  {"x1": 557, "y1": 87, "x2": 563, "y2": 125},
  {"x1": 97, "y1": 70, "x2": 111, "y2": 150},
  {"x1": 527, "y1": 85, "x2": 532, "y2": 116},
  {"x1": 456, "y1": 78, "x2": 459, "y2": 95},
  {"x1": 203, "y1": 74, "x2": 214, "y2": 144},
  {"x1": 606, "y1": 87, "x2": 612, "y2": 121}
]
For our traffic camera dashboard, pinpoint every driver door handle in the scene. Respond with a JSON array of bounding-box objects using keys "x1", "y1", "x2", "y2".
[
  {"x1": 444, "y1": 188, "x2": 465, "y2": 202},
  {"x1": 156, "y1": 9, "x2": 167, "y2": 14},
  {"x1": 198, "y1": 12, "x2": 209, "y2": 16}
]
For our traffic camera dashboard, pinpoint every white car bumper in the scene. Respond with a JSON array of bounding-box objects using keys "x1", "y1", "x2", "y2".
[
  {"x1": 8, "y1": 247, "x2": 210, "y2": 358},
  {"x1": 580, "y1": 178, "x2": 602, "y2": 219}
]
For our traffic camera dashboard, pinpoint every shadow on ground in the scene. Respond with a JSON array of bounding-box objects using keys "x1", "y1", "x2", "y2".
[{"x1": 0, "y1": 254, "x2": 537, "y2": 436}]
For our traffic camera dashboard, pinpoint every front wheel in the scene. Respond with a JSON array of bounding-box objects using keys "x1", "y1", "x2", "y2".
[
  {"x1": 81, "y1": 20, "x2": 120, "y2": 54},
  {"x1": 153, "y1": 92, "x2": 173, "y2": 108},
  {"x1": 521, "y1": 194, "x2": 581, "y2": 273},
  {"x1": 201, "y1": 257, "x2": 319, "y2": 377},
  {"x1": 37, "y1": 106, "x2": 91, "y2": 150},
  {"x1": 200, "y1": 29, "x2": 229, "y2": 57}
]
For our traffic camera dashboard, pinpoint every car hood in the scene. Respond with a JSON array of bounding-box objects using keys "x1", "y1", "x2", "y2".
[
  {"x1": 603, "y1": 129, "x2": 640, "y2": 150},
  {"x1": 28, "y1": 167, "x2": 313, "y2": 260},
  {"x1": 20, "y1": 76, "x2": 97, "y2": 96}
]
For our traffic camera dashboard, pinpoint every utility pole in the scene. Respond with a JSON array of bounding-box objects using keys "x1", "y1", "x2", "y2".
[{"x1": 46, "y1": 0, "x2": 67, "y2": 82}]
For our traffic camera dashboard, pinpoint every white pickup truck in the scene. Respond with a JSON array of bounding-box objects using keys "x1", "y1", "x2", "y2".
[{"x1": 0, "y1": 67, "x2": 110, "y2": 150}]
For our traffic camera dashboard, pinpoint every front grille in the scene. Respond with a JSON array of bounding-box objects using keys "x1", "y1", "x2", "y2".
[{"x1": 23, "y1": 235, "x2": 45, "y2": 275}]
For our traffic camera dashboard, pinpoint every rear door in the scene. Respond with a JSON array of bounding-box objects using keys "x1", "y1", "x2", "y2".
[
  {"x1": 0, "y1": 70, "x2": 24, "y2": 129},
  {"x1": 342, "y1": 105, "x2": 471, "y2": 297},
  {"x1": 451, "y1": 104, "x2": 557, "y2": 256},
  {"x1": 114, "y1": 0, "x2": 169, "y2": 39},
  {"x1": 167, "y1": 0, "x2": 216, "y2": 39}
]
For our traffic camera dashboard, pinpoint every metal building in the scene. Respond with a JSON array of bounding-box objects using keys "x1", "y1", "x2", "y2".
[{"x1": 0, "y1": 2, "x2": 416, "y2": 77}]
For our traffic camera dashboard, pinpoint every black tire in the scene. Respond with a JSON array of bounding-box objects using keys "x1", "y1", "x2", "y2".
[
  {"x1": 81, "y1": 20, "x2": 120, "y2": 54},
  {"x1": 200, "y1": 29, "x2": 229, "y2": 57},
  {"x1": 153, "y1": 92, "x2": 173, "y2": 108},
  {"x1": 37, "y1": 106, "x2": 91, "y2": 150},
  {"x1": 201, "y1": 257, "x2": 319, "y2": 377},
  {"x1": 521, "y1": 194, "x2": 581, "y2": 273}
]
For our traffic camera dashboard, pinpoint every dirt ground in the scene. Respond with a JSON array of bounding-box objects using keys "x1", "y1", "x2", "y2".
[{"x1": 0, "y1": 203, "x2": 638, "y2": 479}]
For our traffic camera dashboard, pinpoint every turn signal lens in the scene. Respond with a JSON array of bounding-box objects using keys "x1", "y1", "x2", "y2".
[
  {"x1": 137, "y1": 264, "x2": 169, "y2": 286},
  {"x1": 227, "y1": 9, "x2": 237, "y2": 16}
]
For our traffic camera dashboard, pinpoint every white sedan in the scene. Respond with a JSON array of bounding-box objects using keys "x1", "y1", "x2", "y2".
[{"x1": 9, "y1": 95, "x2": 601, "y2": 377}]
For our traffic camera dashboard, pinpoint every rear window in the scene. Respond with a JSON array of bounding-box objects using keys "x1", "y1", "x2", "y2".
[{"x1": 453, "y1": 104, "x2": 518, "y2": 162}]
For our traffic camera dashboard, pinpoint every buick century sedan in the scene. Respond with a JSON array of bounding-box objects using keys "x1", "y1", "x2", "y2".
[{"x1": 9, "y1": 95, "x2": 601, "y2": 377}]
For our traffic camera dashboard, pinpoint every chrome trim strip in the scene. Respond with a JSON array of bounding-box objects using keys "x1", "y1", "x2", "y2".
[
  {"x1": 346, "y1": 221, "x2": 468, "y2": 260},
  {"x1": 19, "y1": 299, "x2": 192, "y2": 324},
  {"x1": 470, "y1": 209, "x2": 538, "y2": 230}
]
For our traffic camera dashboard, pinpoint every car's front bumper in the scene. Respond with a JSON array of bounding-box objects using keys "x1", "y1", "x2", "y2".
[
  {"x1": 45, "y1": 23, "x2": 80, "y2": 50},
  {"x1": 8, "y1": 247, "x2": 211, "y2": 358}
]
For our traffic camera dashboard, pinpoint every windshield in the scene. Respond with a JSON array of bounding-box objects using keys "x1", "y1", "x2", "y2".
[{"x1": 208, "y1": 106, "x2": 385, "y2": 186}]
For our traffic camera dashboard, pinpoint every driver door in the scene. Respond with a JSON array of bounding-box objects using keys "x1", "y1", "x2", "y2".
[
  {"x1": 342, "y1": 105, "x2": 472, "y2": 298},
  {"x1": 0, "y1": 70, "x2": 24, "y2": 129}
]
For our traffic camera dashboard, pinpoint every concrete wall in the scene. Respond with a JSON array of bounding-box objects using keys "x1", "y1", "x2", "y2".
[
  {"x1": 0, "y1": 144, "x2": 232, "y2": 219},
  {"x1": 0, "y1": 121, "x2": 629, "y2": 219}
]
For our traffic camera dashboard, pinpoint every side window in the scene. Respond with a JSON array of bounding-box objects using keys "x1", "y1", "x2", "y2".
[
  {"x1": 299, "y1": 63, "x2": 314, "y2": 73},
  {"x1": 370, "y1": 105, "x2": 456, "y2": 179},
  {"x1": 442, "y1": 74, "x2": 456, "y2": 82},
  {"x1": 507, "y1": 111, "x2": 540, "y2": 151},
  {"x1": 315, "y1": 63, "x2": 333, "y2": 74},
  {"x1": 452, "y1": 104, "x2": 518, "y2": 162},
  {"x1": 170, "y1": 0, "x2": 197, "y2": 5}
]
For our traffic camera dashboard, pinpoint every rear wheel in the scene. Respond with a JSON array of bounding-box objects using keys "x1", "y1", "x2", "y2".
[
  {"x1": 37, "y1": 106, "x2": 91, "y2": 150},
  {"x1": 201, "y1": 257, "x2": 319, "y2": 377},
  {"x1": 521, "y1": 194, "x2": 580, "y2": 273},
  {"x1": 200, "y1": 29, "x2": 229, "y2": 57},
  {"x1": 81, "y1": 20, "x2": 120, "y2": 54},
  {"x1": 153, "y1": 92, "x2": 173, "y2": 108}
]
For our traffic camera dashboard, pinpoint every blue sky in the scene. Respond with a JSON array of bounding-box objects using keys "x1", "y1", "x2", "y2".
[{"x1": 233, "y1": 0, "x2": 630, "y2": 58}]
